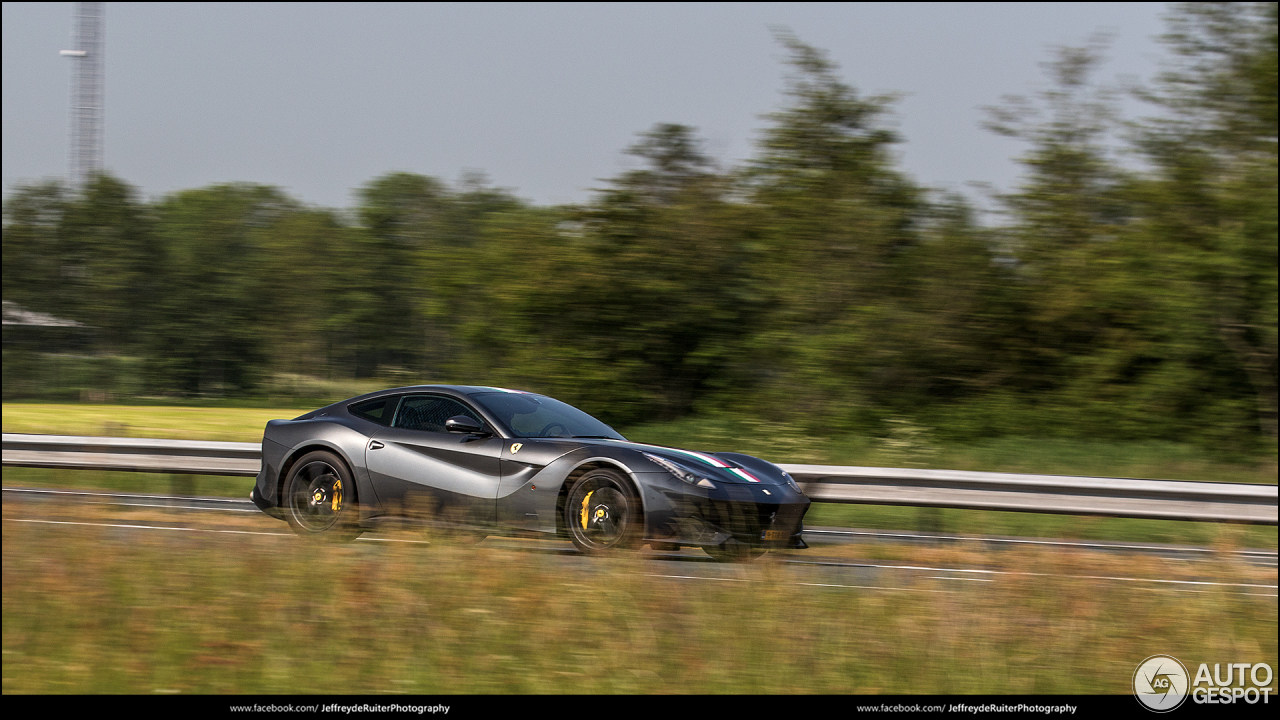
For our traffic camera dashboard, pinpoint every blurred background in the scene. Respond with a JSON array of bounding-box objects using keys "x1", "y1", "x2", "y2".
[{"x1": 2, "y1": 2, "x2": 1275, "y2": 458}]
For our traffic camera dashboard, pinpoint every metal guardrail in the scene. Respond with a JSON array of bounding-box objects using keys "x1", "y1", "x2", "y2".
[
  {"x1": 3, "y1": 433, "x2": 1276, "y2": 524},
  {"x1": 2, "y1": 433, "x2": 261, "y2": 477},
  {"x1": 781, "y1": 464, "x2": 1277, "y2": 525}
]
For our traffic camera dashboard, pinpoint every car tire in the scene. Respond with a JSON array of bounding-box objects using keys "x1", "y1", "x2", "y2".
[
  {"x1": 283, "y1": 450, "x2": 362, "y2": 542},
  {"x1": 565, "y1": 468, "x2": 642, "y2": 554},
  {"x1": 703, "y1": 542, "x2": 766, "y2": 563}
]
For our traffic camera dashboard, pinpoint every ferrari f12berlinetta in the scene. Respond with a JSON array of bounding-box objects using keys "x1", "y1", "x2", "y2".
[{"x1": 250, "y1": 385, "x2": 809, "y2": 561}]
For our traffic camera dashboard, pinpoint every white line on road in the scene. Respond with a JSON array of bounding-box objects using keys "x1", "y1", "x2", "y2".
[{"x1": 797, "y1": 582, "x2": 956, "y2": 593}]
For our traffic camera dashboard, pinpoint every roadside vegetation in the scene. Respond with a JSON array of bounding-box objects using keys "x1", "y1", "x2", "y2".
[{"x1": 3, "y1": 510, "x2": 1274, "y2": 694}]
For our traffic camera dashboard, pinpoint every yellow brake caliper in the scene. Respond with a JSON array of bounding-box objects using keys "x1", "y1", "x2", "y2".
[
  {"x1": 331, "y1": 479, "x2": 343, "y2": 512},
  {"x1": 580, "y1": 490, "x2": 594, "y2": 530}
]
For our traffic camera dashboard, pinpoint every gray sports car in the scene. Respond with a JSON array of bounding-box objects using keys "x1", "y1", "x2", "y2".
[{"x1": 250, "y1": 385, "x2": 809, "y2": 560}]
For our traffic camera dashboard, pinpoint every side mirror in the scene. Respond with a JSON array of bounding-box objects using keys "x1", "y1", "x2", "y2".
[{"x1": 445, "y1": 415, "x2": 489, "y2": 435}]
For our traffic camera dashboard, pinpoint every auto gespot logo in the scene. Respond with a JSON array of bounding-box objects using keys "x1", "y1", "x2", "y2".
[{"x1": 1134, "y1": 655, "x2": 1275, "y2": 711}]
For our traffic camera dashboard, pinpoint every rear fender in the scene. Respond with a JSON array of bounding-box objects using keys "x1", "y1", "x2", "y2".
[{"x1": 266, "y1": 421, "x2": 383, "y2": 520}]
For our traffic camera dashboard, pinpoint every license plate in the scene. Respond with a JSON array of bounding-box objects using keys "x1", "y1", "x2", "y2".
[{"x1": 762, "y1": 530, "x2": 787, "y2": 541}]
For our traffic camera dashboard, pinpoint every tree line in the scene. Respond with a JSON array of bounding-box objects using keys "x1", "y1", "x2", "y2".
[{"x1": 4, "y1": 4, "x2": 1275, "y2": 451}]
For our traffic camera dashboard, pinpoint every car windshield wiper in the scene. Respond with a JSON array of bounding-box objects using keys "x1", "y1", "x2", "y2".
[{"x1": 571, "y1": 435, "x2": 617, "y2": 439}]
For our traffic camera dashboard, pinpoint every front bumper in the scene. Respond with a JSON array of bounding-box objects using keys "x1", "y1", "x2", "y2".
[{"x1": 643, "y1": 478, "x2": 810, "y2": 549}]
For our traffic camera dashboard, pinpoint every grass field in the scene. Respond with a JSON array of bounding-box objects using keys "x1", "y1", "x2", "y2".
[
  {"x1": 4, "y1": 402, "x2": 1277, "y2": 549},
  {"x1": 3, "y1": 505, "x2": 1275, "y2": 694},
  {"x1": 1, "y1": 403, "x2": 307, "y2": 442}
]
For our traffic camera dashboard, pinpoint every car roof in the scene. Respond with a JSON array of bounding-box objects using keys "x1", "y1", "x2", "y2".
[
  {"x1": 338, "y1": 384, "x2": 534, "y2": 405},
  {"x1": 383, "y1": 384, "x2": 529, "y2": 396}
]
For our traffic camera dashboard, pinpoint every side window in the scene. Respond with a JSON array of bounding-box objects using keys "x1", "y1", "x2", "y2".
[
  {"x1": 349, "y1": 396, "x2": 397, "y2": 426},
  {"x1": 392, "y1": 395, "x2": 481, "y2": 433}
]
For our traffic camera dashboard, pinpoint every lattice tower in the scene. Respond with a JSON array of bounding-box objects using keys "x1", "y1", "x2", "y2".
[{"x1": 61, "y1": 2, "x2": 105, "y2": 188}]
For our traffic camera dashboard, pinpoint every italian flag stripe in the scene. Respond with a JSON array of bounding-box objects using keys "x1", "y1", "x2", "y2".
[{"x1": 663, "y1": 447, "x2": 730, "y2": 467}]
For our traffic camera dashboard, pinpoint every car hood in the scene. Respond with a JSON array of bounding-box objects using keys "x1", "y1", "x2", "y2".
[{"x1": 526, "y1": 437, "x2": 789, "y2": 485}]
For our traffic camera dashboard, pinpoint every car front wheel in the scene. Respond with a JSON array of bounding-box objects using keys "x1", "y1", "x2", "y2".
[{"x1": 565, "y1": 468, "x2": 642, "y2": 554}]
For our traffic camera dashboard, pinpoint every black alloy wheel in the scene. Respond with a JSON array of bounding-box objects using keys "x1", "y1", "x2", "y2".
[
  {"x1": 283, "y1": 450, "x2": 361, "y2": 542},
  {"x1": 565, "y1": 468, "x2": 642, "y2": 554}
]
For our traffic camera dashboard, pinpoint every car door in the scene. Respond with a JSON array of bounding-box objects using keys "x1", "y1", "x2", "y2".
[
  {"x1": 364, "y1": 393, "x2": 503, "y2": 525},
  {"x1": 495, "y1": 438, "x2": 576, "y2": 530}
]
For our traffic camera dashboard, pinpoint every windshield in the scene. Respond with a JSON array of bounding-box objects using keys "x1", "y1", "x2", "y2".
[{"x1": 471, "y1": 392, "x2": 625, "y2": 440}]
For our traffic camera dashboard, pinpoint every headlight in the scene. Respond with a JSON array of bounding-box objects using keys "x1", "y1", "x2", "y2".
[
  {"x1": 644, "y1": 452, "x2": 716, "y2": 489},
  {"x1": 781, "y1": 470, "x2": 804, "y2": 494}
]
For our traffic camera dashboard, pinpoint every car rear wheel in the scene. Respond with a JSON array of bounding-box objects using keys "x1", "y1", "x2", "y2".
[
  {"x1": 565, "y1": 468, "x2": 642, "y2": 554},
  {"x1": 283, "y1": 451, "x2": 361, "y2": 542}
]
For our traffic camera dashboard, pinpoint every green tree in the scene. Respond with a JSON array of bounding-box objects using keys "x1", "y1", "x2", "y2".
[
  {"x1": 570, "y1": 124, "x2": 762, "y2": 421},
  {"x1": 2, "y1": 181, "x2": 69, "y2": 314},
  {"x1": 351, "y1": 172, "x2": 450, "y2": 376},
  {"x1": 351, "y1": 171, "x2": 527, "y2": 381},
  {"x1": 255, "y1": 208, "x2": 359, "y2": 378},
  {"x1": 60, "y1": 174, "x2": 157, "y2": 351},
  {"x1": 450, "y1": 125, "x2": 761, "y2": 425},
  {"x1": 739, "y1": 33, "x2": 926, "y2": 430},
  {"x1": 983, "y1": 39, "x2": 1146, "y2": 434},
  {"x1": 145, "y1": 183, "x2": 297, "y2": 394},
  {"x1": 984, "y1": 4, "x2": 1277, "y2": 449},
  {"x1": 1136, "y1": 1, "x2": 1278, "y2": 441}
]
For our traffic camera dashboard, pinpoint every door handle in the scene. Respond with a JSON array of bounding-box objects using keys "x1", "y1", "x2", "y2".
[{"x1": 369, "y1": 440, "x2": 384, "y2": 450}]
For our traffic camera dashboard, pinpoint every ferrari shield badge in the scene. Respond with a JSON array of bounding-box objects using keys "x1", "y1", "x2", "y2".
[{"x1": 510, "y1": 443, "x2": 523, "y2": 454}]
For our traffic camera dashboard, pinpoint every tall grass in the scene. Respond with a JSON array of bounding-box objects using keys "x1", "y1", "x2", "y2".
[{"x1": 3, "y1": 511, "x2": 1275, "y2": 694}]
